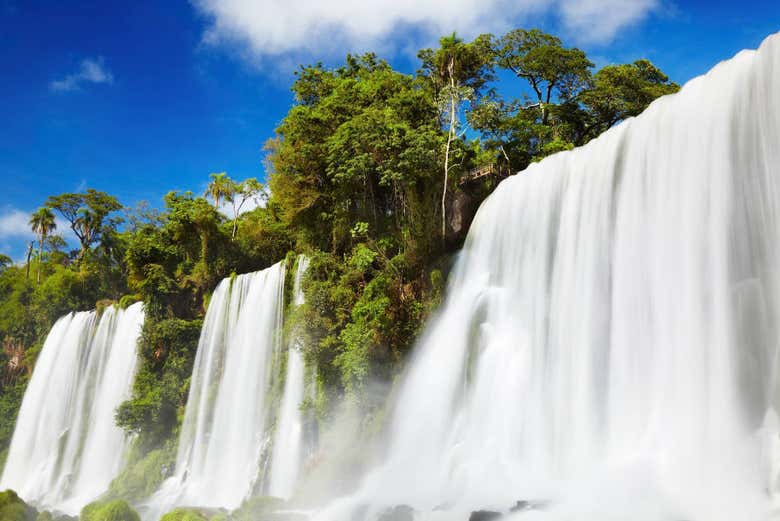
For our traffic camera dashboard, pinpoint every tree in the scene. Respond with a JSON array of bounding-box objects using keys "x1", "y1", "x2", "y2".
[
  {"x1": 475, "y1": 29, "x2": 678, "y2": 169},
  {"x1": 29, "y1": 207, "x2": 56, "y2": 283},
  {"x1": 227, "y1": 178, "x2": 264, "y2": 240},
  {"x1": 0, "y1": 254, "x2": 11, "y2": 272},
  {"x1": 24, "y1": 241, "x2": 33, "y2": 279},
  {"x1": 269, "y1": 53, "x2": 444, "y2": 255},
  {"x1": 46, "y1": 190, "x2": 122, "y2": 261},
  {"x1": 495, "y1": 29, "x2": 592, "y2": 126},
  {"x1": 578, "y1": 59, "x2": 679, "y2": 143},
  {"x1": 419, "y1": 33, "x2": 494, "y2": 240},
  {"x1": 205, "y1": 172, "x2": 234, "y2": 210}
]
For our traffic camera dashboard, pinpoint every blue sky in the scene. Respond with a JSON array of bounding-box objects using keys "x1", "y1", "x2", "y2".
[{"x1": 1, "y1": 0, "x2": 779, "y2": 260}]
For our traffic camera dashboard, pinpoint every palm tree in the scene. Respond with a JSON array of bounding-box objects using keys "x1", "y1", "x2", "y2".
[
  {"x1": 205, "y1": 172, "x2": 234, "y2": 209},
  {"x1": 29, "y1": 207, "x2": 56, "y2": 283}
]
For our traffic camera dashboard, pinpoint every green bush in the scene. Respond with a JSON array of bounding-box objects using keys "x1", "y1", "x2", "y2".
[
  {"x1": 79, "y1": 500, "x2": 140, "y2": 521},
  {"x1": 116, "y1": 319, "x2": 202, "y2": 449}
]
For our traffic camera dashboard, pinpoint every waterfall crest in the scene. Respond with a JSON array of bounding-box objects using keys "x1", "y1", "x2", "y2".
[
  {"x1": 268, "y1": 255, "x2": 311, "y2": 499},
  {"x1": 163, "y1": 261, "x2": 286, "y2": 510},
  {"x1": 319, "y1": 32, "x2": 780, "y2": 521},
  {"x1": 0, "y1": 302, "x2": 144, "y2": 514}
]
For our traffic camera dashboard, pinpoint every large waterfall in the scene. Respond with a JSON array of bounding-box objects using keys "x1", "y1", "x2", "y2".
[
  {"x1": 159, "y1": 262, "x2": 287, "y2": 510},
  {"x1": 268, "y1": 255, "x2": 311, "y2": 499},
  {"x1": 0, "y1": 303, "x2": 144, "y2": 514},
  {"x1": 318, "y1": 33, "x2": 780, "y2": 521}
]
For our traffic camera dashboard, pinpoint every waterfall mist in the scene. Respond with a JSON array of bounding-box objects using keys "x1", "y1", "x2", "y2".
[
  {"x1": 0, "y1": 303, "x2": 144, "y2": 515},
  {"x1": 315, "y1": 32, "x2": 780, "y2": 521}
]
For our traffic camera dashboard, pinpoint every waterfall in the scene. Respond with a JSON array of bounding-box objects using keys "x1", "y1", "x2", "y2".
[
  {"x1": 268, "y1": 255, "x2": 310, "y2": 499},
  {"x1": 162, "y1": 261, "x2": 286, "y2": 510},
  {"x1": 0, "y1": 303, "x2": 144, "y2": 514},
  {"x1": 317, "y1": 33, "x2": 780, "y2": 521}
]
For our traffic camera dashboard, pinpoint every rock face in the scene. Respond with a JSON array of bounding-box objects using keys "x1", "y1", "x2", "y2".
[
  {"x1": 446, "y1": 190, "x2": 477, "y2": 244},
  {"x1": 377, "y1": 505, "x2": 414, "y2": 521},
  {"x1": 468, "y1": 510, "x2": 502, "y2": 521}
]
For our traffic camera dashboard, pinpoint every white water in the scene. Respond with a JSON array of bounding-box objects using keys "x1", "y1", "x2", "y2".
[
  {"x1": 157, "y1": 262, "x2": 286, "y2": 510},
  {"x1": 268, "y1": 255, "x2": 310, "y2": 499},
  {"x1": 317, "y1": 33, "x2": 780, "y2": 521},
  {"x1": 0, "y1": 303, "x2": 144, "y2": 514}
]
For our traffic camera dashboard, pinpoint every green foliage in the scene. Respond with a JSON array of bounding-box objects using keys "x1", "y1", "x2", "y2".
[
  {"x1": 0, "y1": 380, "x2": 28, "y2": 463},
  {"x1": 0, "y1": 490, "x2": 36, "y2": 521},
  {"x1": 46, "y1": 189, "x2": 122, "y2": 261},
  {"x1": 80, "y1": 500, "x2": 140, "y2": 521},
  {"x1": 578, "y1": 59, "x2": 680, "y2": 141},
  {"x1": 116, "y1": 319, "x2": 202, "y2": 449},
  {"x1": 268, "y1": 52, "x2": 445, "y2": 257}
]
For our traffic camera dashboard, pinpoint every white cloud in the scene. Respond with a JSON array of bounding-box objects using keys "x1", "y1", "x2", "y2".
[
  {"x1": 0, "y1": 208, "x2": 76, "y2": 244},
  {"x1": 192, "y1": 0, "x2": 657, "y2": 60},
  {"x1": 0, "y1": 209, "x2": 32, "y2": 240},
  {"x1": 50, "y1": 57, "x2": 114, "y2": 92},
  {"x1": 558, "y1": 0, "x2": 658, "y2": 42}
]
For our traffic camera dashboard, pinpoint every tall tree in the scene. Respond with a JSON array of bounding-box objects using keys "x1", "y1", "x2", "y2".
[
  {"x1": 46, "y1": 189, "x2": 122, "y2": 261},
  {"x1": 495, "y1": 29, "x2": 592, "y2": 126},
  {"x1": 419, "y1": 33, "x2": 494, "y2": 239},
  {"x1": 29, "y1": 207, "x2": 56, "y2": 283},
  {"x1": 227, "y1": 178, "x2": 264, "y2": 240},
  {"x1": 24, "y1": 241, "x2": 33, "y2": 279},
  {"x1": 205, "y1": 172, "x2": 234, "y2": 210}
]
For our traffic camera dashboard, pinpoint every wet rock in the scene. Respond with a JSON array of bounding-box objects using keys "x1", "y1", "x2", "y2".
[
  {"x1": 377, "y1": 505, "x2": 414, "y2": 521},
  {"x1": 468, "y1": 510, "x2": 502, "y2": 521}
]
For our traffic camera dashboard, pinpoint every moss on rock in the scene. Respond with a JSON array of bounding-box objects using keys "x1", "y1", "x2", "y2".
[
  {"x1": 0, "y1": 490, "x2": 36, "y2": 521},
  {"x1": 79, "y1": 500, "x2": 140, "y2": 521},
  {"x1": 159, "y1": 509, "x2": 209, "y2": 521}
]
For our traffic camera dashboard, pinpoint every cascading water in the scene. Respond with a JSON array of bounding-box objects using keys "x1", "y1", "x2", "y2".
[
  {"x1": 0, "y1": 303, "x2": 144, "y2": 514},
  {"x1": 156, "y1": 262, "x2": 286, "y2": 510},
  {"x1": 317, "y1": 33, "x2": 780, "y2": 521},
  {"x1": 268, "y1": 255, "x2": 310, "y2": 499}
]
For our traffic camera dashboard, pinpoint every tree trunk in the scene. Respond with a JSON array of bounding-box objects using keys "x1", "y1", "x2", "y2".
[
  {"x1": 25, "y1": 241, "x2": 33, "y2": 280},
  {"x1": 442, "y1": 58, "x2": 457, "y2": 241},
  {"x1": 37, "y1": 234, "x2": 43, "y2": 284}
]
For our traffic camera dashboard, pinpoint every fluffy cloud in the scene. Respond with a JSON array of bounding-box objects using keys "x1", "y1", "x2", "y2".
[
  {"x1": 50, "y1": 57, "x2": 114, "y2": 92},
  {"x1": 558, "y1": 0, "x2": 658, "y2": 40},
  {"x1": 192, "y1": 0, "x2": 657, "y2": 59},
  {"x1": 0, "y1": 207, "x2": 75, "y2": 245},
  {"x1": 0, "y1": 209, "x2": 32, "y2": 240}
]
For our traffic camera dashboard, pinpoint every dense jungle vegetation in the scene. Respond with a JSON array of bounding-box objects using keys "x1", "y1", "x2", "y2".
[{"x1": 0, "y1": 29, "x2": 678, "y2": 474}]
